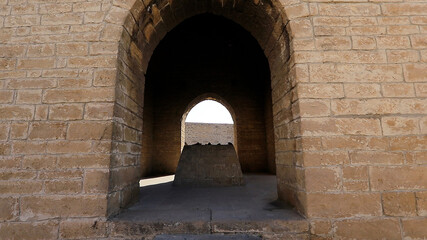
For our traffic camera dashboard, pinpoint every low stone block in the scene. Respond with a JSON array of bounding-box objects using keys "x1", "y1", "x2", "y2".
[{"x1": 174, "y1": 144, "x2": 244, "y2": 187}]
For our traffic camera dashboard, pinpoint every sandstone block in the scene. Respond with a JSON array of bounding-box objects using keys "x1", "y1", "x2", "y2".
[
  {"x1": 352, "y1": 36, "x2": 376, "y2": 49},
  {"x1": 0, "y1": 90, "x2": 13, "y2": 104},
  {"x1": 49, "y1": 104, "x2": 84, "y2": 120},
  {"x1": 310, "y1": 64, "x2": 402, "y2": 83},
  {"x1": 46, "y1": 141, "x2": 91, "y2": 154},
  {"x1": 0, "y1": 105, "x2": 34, "y2": 120},
  {"x1": 387, "y1": 50, "x2": 420, "y2": 63},
  {"x1": 297, "y1": 83, "x2": 344, "y2": 99},
  {"x1": 0, "y1": 59, "x2": 16, "y2": 70},
  {"x1": 404, "y1": 64, "x2": 427, "y2": 82},
  {"x1": 83, "y1": 169, "x2": 109, "y2": 193},
  {"x1": 382, "y1": 117, "x2": 419, "y2": 136},
  {"x1": 0, "y1": 181, "x2": 43, "y2": 195},
  {"x1": 67, "y1": 121, "x2": 113, "y2": 140},
  {"x1": 94, "y1": 69, "x2": 117, "y2": 86},
  {"x1": 57, "y1": 154, "x2": 109, "y2": 169},
  {"x1": 16, "y1": 90, "x2": 42, "y2": 104},
  {"x1": 12, "y1": 141, "x2": 46, "y2": 154},
  {"x1": 343, "y1": 181, "x2": 369, "y2": 192},
  {"x1": 350, "y1": 151, "x2": 404, "y2": 165},
  {"x1": 39, "y1": 3, "x2": 72, "y2": 14},
  {"x1": 306, "y1": 193, "x2": 381, "y2": 218},
  {"x1": 376, "y1": 35, "x2": 411, "y2": 49},
  {"x1": 4, "y1": 15, "x2": 40, "y2": 27},
  {"x1": 20, "y1": 196, "x2": 107, "y2": 220},
  {"x1": 302, "y1": 152, "x2": 348, "y2": 167},
  {"x1": 344, "y1": 83, "x2": 381, "y2": 98},
  {"x1": 41, "y1": 13, "x2": 83, "y2": 25},
  {"x1": 28, "y1": 122, "x2": 67, "y2": 140},
  {"x1": 411, "y1": 35, "x2": 427, "y2": 49},
  {"x1": 6, "y1": 79, "x2": 56, "y2": 89},
  {"x1": 383, "y1": 3, "x2": 427, "y2": 16},
  {"x1": 0, "y1": 221, "x2": 58, "y2": 240},
  {"x1": 415, "y1": 83, "x2": 427, "y2": 97},
  {"x1": 85, "y1": 103, "x2": 114, "y2": 120},
  {"x1": 301, "y1": 118, "x2": 381, "y2": 136},
  {"x1": 383, "y1": 192, "x2": 416, "y2": 217},
  {"x1": 370, "y1": 166, "x2": 427, "y2": 191},
  {"x1": 59, "y1": 219, "x2": 107, "y2": 239},
  {"x1": 68, "y1": 56, "x2": 116, "y2": 68},
  {"x1": 43, "y1": 88, "x2": 114, "y2": 103},
  {"x1": 27, "y1": 44, "x2": 54, "y2": 57},
  {"x1": 0, "y1": 197, "x2": 18, "y2": 221},
  {"x1": 402, "y1": 218, "x2": 427, "y2": 239},
  {"x1": 343, "y1": 166, "x2": 368, "y2": 181},
  {"x1": 22, "y1": 155, "x2": 56, "y2": 170},
  {"x1": 39, "y1": 170, "x2": 83, "y2": 180},
  {"x1": 390, "y1": 136, "x2": 427, "y2": 151},
  {"x1": 17, "y1": 58, "x2": 55, "y2": 70},
  {"x1": 313, "y1": 17, "x2": 349, "y2": 26},
  {"x1": 57, "y1": 43, "x2": 88, "y2": 56},
  {"x1": 334, "y1": 219, "x2": 401, "y2": 239},
  {"x1": 109, "y1": 166, "x2": 141, "y2": 191},
  {"x1": 35, "y1": 105, "x2": 48, "y2": 120},
  {"x1": 45, "y1": 180, "x2": 82, "y2": 194},
  {"x1": 416, "y1": 192, "x2": 427, "y2": 216},
  {"x1": 315, "y1": 36, "x2": 351, "y2": 50},
  {"x1": 305, "y1": 167, "x2": 341, "y2": 192},
  {"x1": 310, "y1": 220, "x2": 332, "y2": 236},
  {"x1": 382, "y1": 83, "x2": 415, "y2": 97},
  {"x1": 0, "y1": 124, "x2": 8, "y2": 141},
  {"x1": 318, "y1": 3, "x2": 380, "y2": 16}
]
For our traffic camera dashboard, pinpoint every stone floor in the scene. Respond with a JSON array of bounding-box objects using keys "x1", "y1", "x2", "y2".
[{"x1": 109, "y1": 174, "x2": 309, "y2": 239}]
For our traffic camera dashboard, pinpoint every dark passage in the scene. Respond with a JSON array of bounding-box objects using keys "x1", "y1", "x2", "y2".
[{"x1": 142, "y1": 14, "x2": 276, "y2": 176}]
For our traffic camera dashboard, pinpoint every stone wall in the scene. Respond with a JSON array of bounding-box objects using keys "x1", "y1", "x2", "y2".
[
  {"x1": 185, "y1": 123, "x2": 234, "y2": 145},
  {"x1": 0, "y1": 0, "x2": 426, "y2": 238}
]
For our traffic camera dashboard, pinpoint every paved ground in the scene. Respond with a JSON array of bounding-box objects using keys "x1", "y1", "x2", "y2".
[{"x1": 115, "y1": 174, "x2": 303, "y2": 222}]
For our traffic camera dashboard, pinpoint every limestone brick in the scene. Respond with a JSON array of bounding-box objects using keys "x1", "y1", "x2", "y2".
[
  {"x1": 45, "y1": 180, "x2": 82, "y2": 194},
  {"x1": 20, "y1": 196, "x2": 107, "y2": 220},
  {"x1": 0, "y1": 197, "x2": 19, "y2": 221},
  {"x1": 370, "y1": 166, "x2": 427, "y2": 191},
  {"x1": 306, "y1": 193, "x2": 382, "y2": 218},
  {"x1": 334, "y1": 219, "x2": 401, "y2": 239},
  {"x1": 83, "y1": 169, "x2": 109, "y2": 193},
  {"x1": 417, "y1": 192, "x2": 427, "y2": 216},
  {"x1": 382, "y1": 192, "x2": 417, "y2": 217},
  {"x1": 49, "y1": 104, "x2": 84, "y2": 120},
  {"x1": 402, "y1": 219, "x2": 427, "y2": 240},
  {"x1": 59, "y1": 219, "x2": 107, "y2": 239},
  {"x1": 0, "y1": 221, "x2": 59, "y2": 240}
]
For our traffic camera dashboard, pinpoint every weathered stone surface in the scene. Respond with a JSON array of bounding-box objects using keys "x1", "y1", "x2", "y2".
[
  {"x1": 334, "y1": 219, "x2": 401, "y2": 239},
  {"x1": 0, "y1": 0, "x2": 426, "y2": 238},
  {"x1": 174, "y1": 144, "x2": 244, "y2": 187}
]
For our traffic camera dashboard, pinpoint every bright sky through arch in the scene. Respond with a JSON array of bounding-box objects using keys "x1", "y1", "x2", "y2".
[{"x1": 185, "y1": 100, "x2": 234, "y2": 124}]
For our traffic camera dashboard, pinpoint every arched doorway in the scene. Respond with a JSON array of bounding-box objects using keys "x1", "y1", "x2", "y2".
[{"x1": 109, "y1": 0, "x2": 300, "y2": 217}]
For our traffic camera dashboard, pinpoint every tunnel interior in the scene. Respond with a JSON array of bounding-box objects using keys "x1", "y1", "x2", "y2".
[{"x1": 141, "y1": 13, "x2": 276, "y2": 177}]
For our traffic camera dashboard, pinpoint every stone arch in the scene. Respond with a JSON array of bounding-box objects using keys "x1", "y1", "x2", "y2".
[
  {"x1": 105, "y1": 0, "x2": 312, "y2": 216},
  {"x1": 181, "y1": 93, "x2": 238, "y2": 152},
  {"x1": 182, "y1": 93, "x2": 236, "y2": 125}
]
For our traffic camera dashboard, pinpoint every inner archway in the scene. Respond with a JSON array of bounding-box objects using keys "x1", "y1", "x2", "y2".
[{"x1": 182, "y1": 98, "x2": 235, "y2": 147}]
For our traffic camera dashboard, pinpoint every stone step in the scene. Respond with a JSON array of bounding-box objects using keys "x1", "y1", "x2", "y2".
[{"x1": 154, "y1": 234, "x2": 261, "y2": 240}]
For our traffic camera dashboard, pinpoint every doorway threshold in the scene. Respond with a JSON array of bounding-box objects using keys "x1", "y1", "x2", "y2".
[{"x1": 109, "y1": 175, "x2": 308, "y2": 239}]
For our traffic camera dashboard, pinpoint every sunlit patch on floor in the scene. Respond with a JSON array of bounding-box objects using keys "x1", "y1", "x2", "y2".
[{"x1": 140, "y1": 175, "x2": 175, "y2": 187}]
